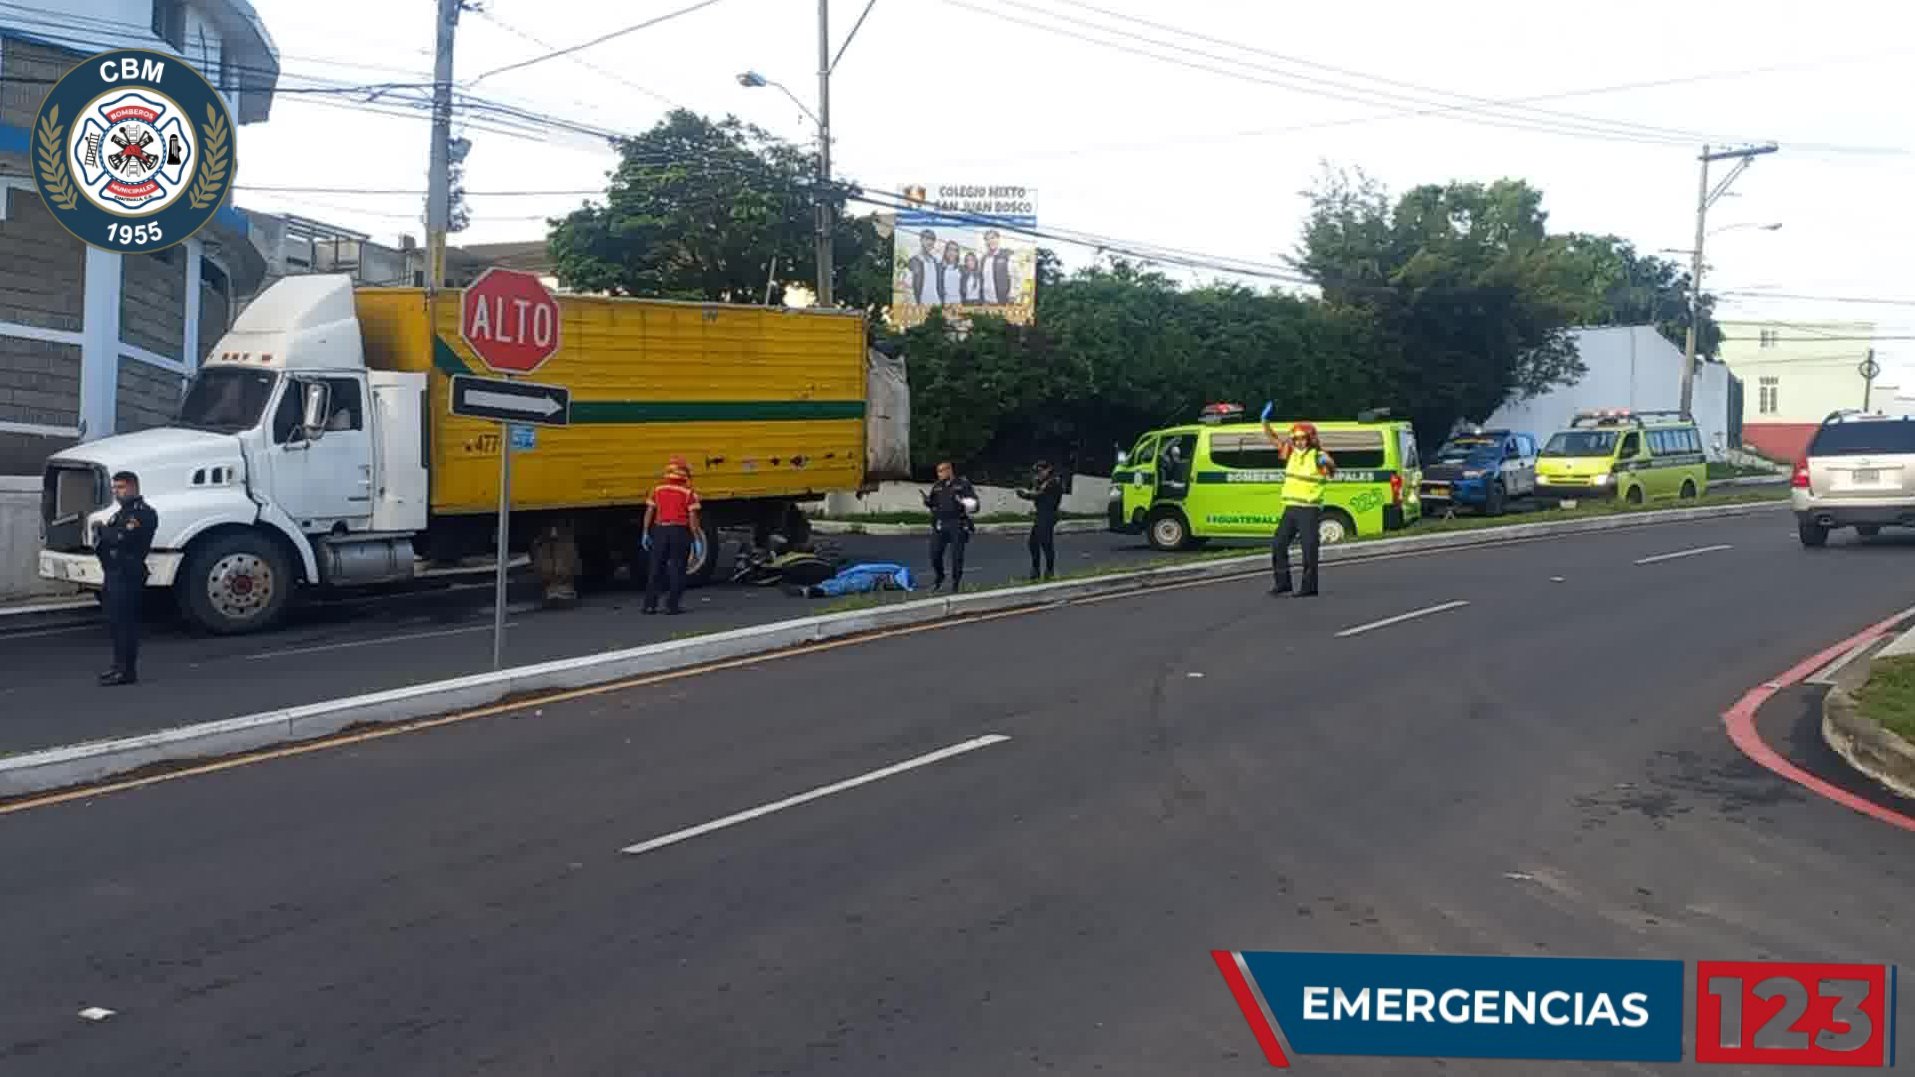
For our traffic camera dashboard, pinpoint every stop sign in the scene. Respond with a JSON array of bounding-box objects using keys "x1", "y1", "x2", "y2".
[{"x1": 460, "y1": 267, "x2": 561, "y2": 374}]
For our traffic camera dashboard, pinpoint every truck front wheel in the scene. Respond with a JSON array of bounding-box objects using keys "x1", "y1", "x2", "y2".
[{"x1": 178, "y1": 530, "x2": 295, "y2": 634}]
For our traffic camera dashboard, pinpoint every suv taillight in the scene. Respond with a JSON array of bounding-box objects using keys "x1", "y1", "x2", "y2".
[
  {"x1": 1389, "y1": 472, "x2": 1404, "y2": 505},
  {"x1": 1791, "y1": 458, "x2": 1811, "y2": 489}
]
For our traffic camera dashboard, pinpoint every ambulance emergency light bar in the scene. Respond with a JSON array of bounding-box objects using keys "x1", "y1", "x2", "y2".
[
  {"x1": 1198, "y1": 403, "x2": 1244, "y2": 424},
  {"x1": 1568, "y1": 409, "x2": 1681, "y2": 429}
]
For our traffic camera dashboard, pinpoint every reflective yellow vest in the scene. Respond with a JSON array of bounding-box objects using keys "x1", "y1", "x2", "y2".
[{"x1": 1282, "y1": 447, "x2": 1328, "y2": 506}]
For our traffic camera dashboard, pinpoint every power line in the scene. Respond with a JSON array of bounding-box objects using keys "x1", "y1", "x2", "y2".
[
  {"x1": 1717, "y1": 290, "x2": 1915, "y2": 308},
  {"x1": 472, "y1": 8, "x2": 683, "y2": 110},
  {"x1": 1022, "y1": 0, "x2": 1707, "y2": 146},
  {"x1": 237, "y1": 185, "x2": 602, "y2": 197},
  {"x1": 945, "y1": 0, "x2": 1700, "y2": 147},
  {"x1": 468, "y1": 0, "x2": 732, "y2": 85}
]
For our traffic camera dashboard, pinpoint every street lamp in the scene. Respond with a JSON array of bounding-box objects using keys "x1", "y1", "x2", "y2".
[
  {"x1": 1709, "y1": 221, "x2": 1783, "y2": 238},
  {"x1": 1679, "y1": 143, "x2": 1778, "y2": 418},
  {"x1": 735, "y1": 70, "x2": 821, "y2": 129},
  {"x1": 738, "y1": 0, "x2": 880, "y2": 308}
]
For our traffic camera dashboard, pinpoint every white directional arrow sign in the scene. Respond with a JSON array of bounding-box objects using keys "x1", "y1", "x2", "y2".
[
  {"x1": 466, "y1": 389, "x2": 562, "y2": 417},
  {"x1": 449, "y1": 374, "x2": 571, "y2": 427}
]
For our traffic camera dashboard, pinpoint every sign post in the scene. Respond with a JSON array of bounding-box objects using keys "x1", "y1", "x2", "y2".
[{"x1": 456, "y1": 268, "x2": 565, "y2": 668}]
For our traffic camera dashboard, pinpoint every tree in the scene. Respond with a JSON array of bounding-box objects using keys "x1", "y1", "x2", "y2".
[
  {"x1": 1293, "y1": 169, "x2": 1587, "y2": 445},
  {"x1": 547, "y1": 110, "x2": 885, "y2": 310},
  {"x1": 1560, "y1": 233, "x2": 1722, "y2": 359}
]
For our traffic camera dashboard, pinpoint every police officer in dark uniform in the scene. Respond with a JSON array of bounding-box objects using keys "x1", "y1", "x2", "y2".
[
  {"x1": 922, "y1": 460, "x2": 978, "y2": 592},
  {"x1": 1016, "y1": 459, "x2": 1064, "y2": 580},
  {"x1": 96, "y1": 470, "x2": 157, "y2": 686}
]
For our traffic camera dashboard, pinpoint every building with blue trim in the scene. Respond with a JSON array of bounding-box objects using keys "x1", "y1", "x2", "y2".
[{"x1": 0, "y1": 0, "x2": 276, "y2": 473}]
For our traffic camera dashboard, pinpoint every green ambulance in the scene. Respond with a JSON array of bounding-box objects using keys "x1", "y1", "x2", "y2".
[{"x1": 1108, "y1": 404, "x2": 1424, "y2": 550}]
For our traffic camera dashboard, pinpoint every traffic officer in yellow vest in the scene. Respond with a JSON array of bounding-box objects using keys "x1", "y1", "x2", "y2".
[{"x1": 1261, "y1": 402, "x2": 1336, "y2": 597}]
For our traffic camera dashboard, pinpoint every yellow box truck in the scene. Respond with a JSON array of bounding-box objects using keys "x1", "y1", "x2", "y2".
[{"x1": 37, "y1": 274, "x2": 905, "y2": 634}]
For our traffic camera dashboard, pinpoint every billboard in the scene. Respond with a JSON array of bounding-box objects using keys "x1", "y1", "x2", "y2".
[{"x1": 891, "y1": 184, "x2": 1037, "y2": 328}]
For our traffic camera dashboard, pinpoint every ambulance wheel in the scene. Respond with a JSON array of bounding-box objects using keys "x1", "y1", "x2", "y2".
[
  {"x1": 1624, "y1": 484, "x2": 1645, "y2": 506},
  {"x1": 1679, "y1": 479, "x2": 1699, "y2": 500},
  {"x1": 1146, "y1": 509, "x2": 1191, "y2": 551},
  {"x1": 1484, "y1": 481, "x2": 1506, "y2": 517},
  {"x1": 1317, "y1": 510, "x2": 1354, "y2": 545}
]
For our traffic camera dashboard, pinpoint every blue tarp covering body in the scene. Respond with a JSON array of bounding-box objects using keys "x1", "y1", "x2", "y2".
[{"x1": 805, "y1": 562, "x2": 915, "y2": 597}]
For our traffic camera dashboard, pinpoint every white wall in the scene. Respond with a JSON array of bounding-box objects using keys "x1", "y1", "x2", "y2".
[
  {"x1": 816, "y1": 476, "x2": 1109, "y2": 518},
  {"x1": 1485, "y1": 326, "x2": 1733, "y2": 457}
]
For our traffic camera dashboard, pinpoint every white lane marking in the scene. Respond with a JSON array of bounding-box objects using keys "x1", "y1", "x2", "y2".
[
  {"x1": 619, "y1": 734, "x2": 1011, "y2": 856},
  {"x1": 0, "y1": 623, "x2": 100, "y2": 640},
  {"x1": 0, "y1": 598, "x2": 95, "y2": 618},
  {"x1": 243, "y1": 622, "x2": 511, "y2": 661},
  {"x1": 77, "y1": 1007, "x2": 115, "y2": 1021},
  {"x1": 1633, "y1": 543, "x2": 1733, "y2": 565},
  {"x1": 1334, "y1": 600, "x2": 1470, "y2": 639}
]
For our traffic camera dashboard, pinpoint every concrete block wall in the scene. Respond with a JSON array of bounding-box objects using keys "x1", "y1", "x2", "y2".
[
  {"x1": 0, "y1": 190, "x2": 87, "y2": 334},
  {"x1": 116, "y1": 358, "x2": 184, "y2": 433},
  {"x1": 121, "y1": 248, "x2": 187, "y2": 362}
]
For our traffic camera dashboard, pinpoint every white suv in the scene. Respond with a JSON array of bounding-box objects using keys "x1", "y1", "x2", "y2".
[{"x1": 1793, "y1": 411, "x2": 1915, "y2": 547}]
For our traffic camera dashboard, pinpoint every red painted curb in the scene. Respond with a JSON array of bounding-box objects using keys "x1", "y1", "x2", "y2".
[{"x1": 1723, "y1": 609, "x2": 1915, "y2": 835}]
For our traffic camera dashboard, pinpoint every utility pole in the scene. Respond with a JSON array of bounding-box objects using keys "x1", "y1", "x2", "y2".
[
  {"x1": 1863, "y1": 348, "x2": 1880, "y2": 411},
  {"x1": 425, "y1": 0, "x2": 461, "y2": 293},
  {"x1": 1680, "y1": 142, "x2": 1777, "y2": 418},
  {"x1": 813, "y1": 0, "x2": 834, "y2": 306}
]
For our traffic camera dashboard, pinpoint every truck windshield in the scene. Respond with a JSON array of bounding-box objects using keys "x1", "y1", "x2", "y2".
[
  {"x1": 1542, "y1": 431, "x2": 1618, "y2": 457},
  {"x1": 178, "y1": 367, "x2": 279, "y2": 434},
  {"x1": 1436, "y1": 438, "x2": 1499, "y2": 461}
]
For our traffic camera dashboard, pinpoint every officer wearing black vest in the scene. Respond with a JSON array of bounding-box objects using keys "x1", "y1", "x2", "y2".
[
  {"x1": 95, "y1": 470, "x2": 157, "y2": 685},
  {"x1": 922, "y1": 461, "x2": 978, "y2": 592}
]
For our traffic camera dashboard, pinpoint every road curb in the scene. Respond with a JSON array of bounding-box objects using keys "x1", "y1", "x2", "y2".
[
  {"x1": 1821, "y1": 685, "x2": 1915, "y2": 802},
  {"x1": 0, "y1": 497, "x2": 1786, "y2": 800},
  {"x1": 810, "y1": 518, "x2": 1106, "y2": 536}
]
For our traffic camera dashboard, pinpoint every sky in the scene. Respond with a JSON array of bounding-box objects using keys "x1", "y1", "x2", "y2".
[{"x1": 226, "y1": 0, "x2": 1915, "y2": 372}]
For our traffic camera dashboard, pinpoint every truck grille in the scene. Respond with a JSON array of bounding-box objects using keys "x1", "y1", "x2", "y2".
[{"x1": 42, "y1": 461, "x2": 106, "y2": 552}]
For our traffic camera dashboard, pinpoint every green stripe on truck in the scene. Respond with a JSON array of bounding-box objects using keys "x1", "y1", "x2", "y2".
[{"x1": 432, "y1": 336, "x2": 864, "y2": 423}]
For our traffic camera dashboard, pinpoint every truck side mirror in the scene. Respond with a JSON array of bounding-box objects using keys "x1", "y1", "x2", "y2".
[{"x1": 301, "y1": 381, "x2": 331, "y2": 442}]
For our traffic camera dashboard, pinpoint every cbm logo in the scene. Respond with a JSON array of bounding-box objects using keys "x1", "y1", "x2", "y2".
[
  {"x1": 33, "y1": 50, "x2": 235, "y2": 254},
  {"x1": 1214, "y1": 950, "x2": 1894, "y2": 1068}
]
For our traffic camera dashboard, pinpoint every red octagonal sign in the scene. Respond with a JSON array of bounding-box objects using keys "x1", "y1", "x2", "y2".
[{"x1": 460, "y1": 267, "x2": 561, "y2": 375}]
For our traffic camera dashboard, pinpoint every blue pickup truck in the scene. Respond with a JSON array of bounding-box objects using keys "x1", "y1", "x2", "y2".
[{"x1": 1418, "y1": 428, "x2": 1539, "y2": 516}]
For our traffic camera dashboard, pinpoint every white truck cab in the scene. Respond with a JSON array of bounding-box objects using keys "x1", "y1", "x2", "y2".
[{"x1": 39, "y1": 276, "x2": 428, "y2": 633}]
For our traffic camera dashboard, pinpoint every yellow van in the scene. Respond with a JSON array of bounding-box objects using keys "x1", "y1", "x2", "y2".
[
  {"x1": 1109, "y1": 405, "x2": 1422, "y2": 548},
  {"x1": 1535, "y1": 410, "x2": 1708, "y2": 506}
]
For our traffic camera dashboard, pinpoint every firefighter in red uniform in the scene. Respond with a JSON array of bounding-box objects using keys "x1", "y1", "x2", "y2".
[{"x1": 642, "y1": 461, "x2": 704, "y2": 615}]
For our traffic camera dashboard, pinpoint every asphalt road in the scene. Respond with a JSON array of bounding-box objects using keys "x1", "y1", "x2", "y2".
[
  {"x1": 0, "y1": 528, "x2": 1186, "y2": 754},
  {"x1": 4, "y1": 510, "x2": 1915, "y2": 1075}
]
